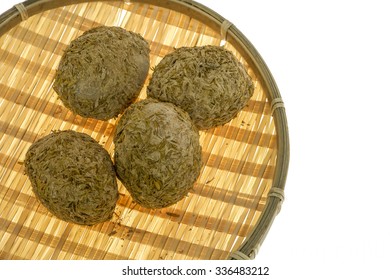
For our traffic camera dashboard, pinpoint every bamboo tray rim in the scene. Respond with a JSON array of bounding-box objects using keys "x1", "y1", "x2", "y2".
[{"x1": 0, "y1": 0, "x2": 290, "y2": 260}]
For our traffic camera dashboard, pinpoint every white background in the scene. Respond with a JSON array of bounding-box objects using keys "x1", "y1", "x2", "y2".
[{"x1": 1, "y1": 0, "x2": 390, "y2": 279}]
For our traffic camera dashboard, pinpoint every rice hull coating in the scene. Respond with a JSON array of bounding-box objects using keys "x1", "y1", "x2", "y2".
[
  {"x1": 114, "y1": 99, "x2": 202, "y2": 209},
  {"x1": 53, "y1": 26, "x2": 150, "y2": 120},
  {"x1": 147, "y1": 45, "x2": 254, "y2": 130},
  {"x1": 24, "y1": 130, "x2": 118, "y2": 225}
]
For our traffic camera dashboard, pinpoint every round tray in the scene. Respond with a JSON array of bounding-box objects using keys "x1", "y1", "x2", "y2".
[{"x1": 0, "y1": 0, "x2": 289, "y2": 260}]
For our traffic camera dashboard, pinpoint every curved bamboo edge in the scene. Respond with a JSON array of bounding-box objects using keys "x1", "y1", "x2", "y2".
[{"x1": 0, "y1": 0, "x2": 290, "y2": 260}]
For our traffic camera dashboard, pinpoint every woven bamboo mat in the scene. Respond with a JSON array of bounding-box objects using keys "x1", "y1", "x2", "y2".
[{"x1": 0, "y1": 0, "x2": 288, "y2": 260}]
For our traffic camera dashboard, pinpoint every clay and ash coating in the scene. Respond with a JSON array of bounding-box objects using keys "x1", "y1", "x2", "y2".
[
  {"x1": 114, "y1": 99, "x2": 202, "y2": 209},
  {"x1": 147, "y1": 45, "x2": 254, "y2": 130},
  {"x1": 53, "y1": 26, "x2": 150, "y2": 120},
  {"x1": 24, "y1": 130, "x2": 118, "y2": 225}
]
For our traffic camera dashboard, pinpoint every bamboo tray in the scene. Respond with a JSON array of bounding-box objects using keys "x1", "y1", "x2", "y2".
[{"x1": 0, "y1": 0, "x2": 289, "y2": 260}]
